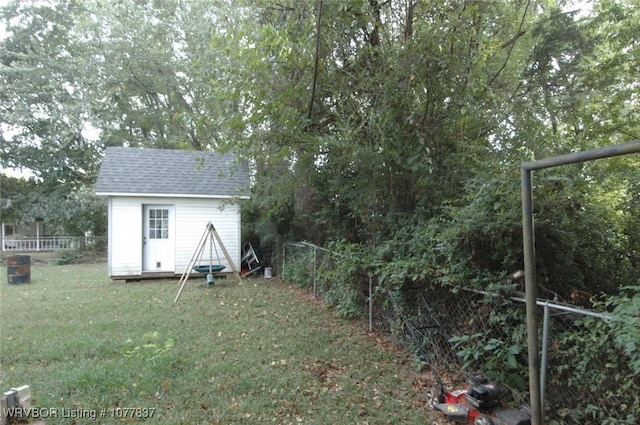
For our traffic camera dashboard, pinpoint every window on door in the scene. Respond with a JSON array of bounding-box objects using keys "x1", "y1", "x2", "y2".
[{"x1": 148, "y1": 208, "x2": 169, "y2": 239}]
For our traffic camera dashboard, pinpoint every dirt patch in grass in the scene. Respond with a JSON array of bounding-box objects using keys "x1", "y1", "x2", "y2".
[{"x1": 306, "y1": 358, "x2": 346, "y2": 382}]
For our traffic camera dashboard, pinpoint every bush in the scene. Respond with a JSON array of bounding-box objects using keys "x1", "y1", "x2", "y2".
[
  {"x1": 52, "y1": 249, "x2": 85, "y2": 265},
  {"x1": 317, "y1": 241, "x2": 370, "y2": 319},
  {"x1": 282, "y1": 246, "x2": 313, "y2": 288}
]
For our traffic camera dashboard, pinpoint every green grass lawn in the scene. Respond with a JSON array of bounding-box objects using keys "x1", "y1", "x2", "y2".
[{"x1": 0, "y1": 261, "x2": 436, "y2": 424}]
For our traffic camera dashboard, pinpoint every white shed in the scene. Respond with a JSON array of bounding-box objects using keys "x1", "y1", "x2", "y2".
[{"x1": 95, "y1": 147, "x2": 250, "y2": 280}]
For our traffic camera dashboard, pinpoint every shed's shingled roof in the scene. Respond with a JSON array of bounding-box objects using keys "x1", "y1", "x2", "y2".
[{"x1": 95, "y1": 147, "x2": 250, "y2": 198}]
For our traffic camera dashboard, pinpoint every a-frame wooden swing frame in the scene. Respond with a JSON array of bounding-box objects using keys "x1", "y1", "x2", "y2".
[{"x1": 174, "y1": 222, "x2": 241, "y2": 304}]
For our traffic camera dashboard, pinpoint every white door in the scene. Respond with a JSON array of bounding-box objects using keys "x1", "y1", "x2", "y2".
[{"x1": 143, "y1": 205, "x2": 175, "y2": 272}]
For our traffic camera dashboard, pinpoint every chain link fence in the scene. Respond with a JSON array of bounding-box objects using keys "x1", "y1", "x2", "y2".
[{"x1": 281, "y1": 241, "x2": 639, "y2": 425}]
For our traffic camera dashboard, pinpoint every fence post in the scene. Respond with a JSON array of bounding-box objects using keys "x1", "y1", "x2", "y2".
[
  {"x1": 521, "y1": 140, "x2": 640, "y2": 425},
  {"x1": 368, "y1": 275, "x2": 373, "y2": 332},
  {"x1": 540, "y1": 302, "x2": 550, "y2": 415},
  {"x1": 282, "y1": 245, "x2": 286, "y2": 281},
  {"x1": 521, "y1": 166, "x2": 542, "y2": 425},
  {"x1": 312, "y1": 245, "x2": 317, "y2": 298}
]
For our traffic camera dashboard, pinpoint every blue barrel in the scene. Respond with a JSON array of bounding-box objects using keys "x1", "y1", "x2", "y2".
[{"x1": 7, "y1": 255, "x2": 31, "y2": 284}]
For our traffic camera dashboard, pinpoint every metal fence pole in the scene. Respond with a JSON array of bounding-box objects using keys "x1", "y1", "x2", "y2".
[
  {"x1": 540, "y1": 302, "x2": 550, "y2": 414},
  {"x1": 282, "y1": 245, "x2": 286, "y2": 281},
  {"x1": 521, "y1": 166, "x2": 542, "y2": 425},
  {"x1": 369, "y1": 275, "x2": 373, "y2": 332},
  {"x1": 521, "y1": 139, "x2": 640, "y2": 425},
  {"x1": 312, "y1": 245, "x2": 317, "y2": 298}
]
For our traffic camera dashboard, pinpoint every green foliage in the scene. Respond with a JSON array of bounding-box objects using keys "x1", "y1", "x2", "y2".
[
  {"x1": 0, "y1": 174, "x2": 34, "y2": 222},
  {"x1": 282, "y1": 246, "x2": 314, "y2": 288},
  {"x1": 52, "y1": 246, "x2": 106, "y2": 265},
  {"x1": 596, "y1": 286, "x2": 640, "y2": 372},
  {"x1": 2, "y1": 4, "x2": 640, "y2": 422},
  {"x1": 549, "y1": 299, "x2": 640, "y2": 425},
  {"x1": 123, "y1": 331, "x2": 175, "y2": 362},
  {"x1": 3, "y1": 0, "x2": 639, "y2": 286},
  {"x1": 448, "y1": 297, "x2": 529, "y2": 395},
  {"x1": 321, "y1": 278, "x2": 363, "y2": 320},
  {"x1": 316, "y1": 242, "x2": 372, "y2": 319},
  {"x1": 52, "y1": 249, "x2": 84, "y2": 265},
  {"x1": 431, "y1": 174, "x2": 523, "y2": 288}
]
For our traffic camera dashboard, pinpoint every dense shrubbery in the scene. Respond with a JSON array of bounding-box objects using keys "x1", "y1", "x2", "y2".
[
  {"x1": 545, "y1": 289, "x2": 640, "y2": 425},
  {"x1": 280, "y1": 171, "x2": 640, "y2": 422}
]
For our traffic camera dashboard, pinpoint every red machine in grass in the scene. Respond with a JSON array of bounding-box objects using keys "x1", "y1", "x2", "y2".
[
  {"x1": 386, "y1": 289, "x2": 530, "y2": 425},
  {"x1": 427, "y1": 377, "x2": 531, "y2": 425}
]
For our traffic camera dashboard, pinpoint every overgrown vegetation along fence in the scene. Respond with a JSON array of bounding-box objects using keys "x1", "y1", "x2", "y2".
[{"x1": 281, "y1": 241, "x2": 640, "y2": 425}]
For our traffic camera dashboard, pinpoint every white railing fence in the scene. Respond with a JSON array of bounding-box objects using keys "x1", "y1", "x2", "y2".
[{"x1": 2, "y1": 236, "x2": 106, "y2": 252}]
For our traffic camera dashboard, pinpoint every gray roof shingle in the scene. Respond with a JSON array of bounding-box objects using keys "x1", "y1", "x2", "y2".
[{"x1": 95, "y1": 147, "x2": 250, "y2": 198}]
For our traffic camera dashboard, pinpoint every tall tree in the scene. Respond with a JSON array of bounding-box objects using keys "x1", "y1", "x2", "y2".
[
  {"x1": 0, "y1": 0, "x2": 241, "y2": 233},
  {"x1": 1, "y1": 0, "x2": 638, "y2": 294}
]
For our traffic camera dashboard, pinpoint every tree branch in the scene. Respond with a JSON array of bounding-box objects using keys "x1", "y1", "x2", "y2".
[
  {"x1": 306, "y1": 0, "x2": 323, "y2": 128},
  {"x1": 485, "y1": 0, "x2": 532, "y2": 92}
]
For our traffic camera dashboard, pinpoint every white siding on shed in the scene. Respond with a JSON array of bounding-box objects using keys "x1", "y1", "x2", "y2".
[
  {"x1": 174, "y1": 198, "x2": 241, "y2": 273},
  {"x1": 108, "y1": 197, "x2": 143, "y2": 277},
  {"x1": 106, "y1": 196, "x2": 242, "y2": 278}
]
